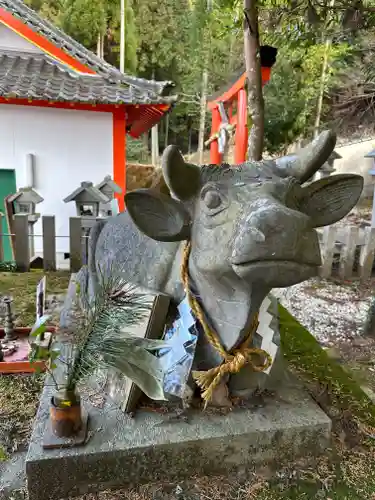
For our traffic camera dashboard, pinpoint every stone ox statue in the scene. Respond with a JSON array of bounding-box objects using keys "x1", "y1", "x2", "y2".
[{"x1": 87, "y1": 130, "x2": 363, "y2": 405}]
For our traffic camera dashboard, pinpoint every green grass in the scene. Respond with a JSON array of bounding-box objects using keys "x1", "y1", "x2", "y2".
[
  {"x1": 279, "y1": 303, "x2": 375, "y2": 428},
  {"x1": 0, "y1": 446, "x2": 8, "y2": 462},
  {"x1": 0, "y1": 373, "x2": 45, "y2": 455},
  {"x1": 0, "y1": 271, "x2": 70, "y2": 458},
  {"x1": 0, "y1": 270, "x2": 70, "y2": 327},
  {"x1": 274, "y1": 303, "x2": 375, "y2": 500}
]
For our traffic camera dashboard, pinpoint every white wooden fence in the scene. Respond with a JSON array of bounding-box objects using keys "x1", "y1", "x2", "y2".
[
  {"x1": 318, "y1": 225, "x2": 375, "y2": 280},
  {"x1": 0, "y1": 214, "x2": 375, "y2": 281}
]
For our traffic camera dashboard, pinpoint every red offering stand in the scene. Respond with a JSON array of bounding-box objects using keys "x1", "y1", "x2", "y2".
[{"x1": 0, "y1": 327, "x2": 55, "y2": 374}]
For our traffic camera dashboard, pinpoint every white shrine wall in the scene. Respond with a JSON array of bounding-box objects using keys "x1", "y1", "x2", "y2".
[{"x1": 0, "y1": 104, "x2": 113, "y2": 254}]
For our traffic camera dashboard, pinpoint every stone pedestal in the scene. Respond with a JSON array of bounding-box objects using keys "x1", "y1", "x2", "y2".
[{"x1": 26, "y1": 369, "x2": 331, "y2": 500}]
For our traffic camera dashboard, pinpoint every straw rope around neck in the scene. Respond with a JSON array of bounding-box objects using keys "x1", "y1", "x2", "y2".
[{"x1": 181, "y1": 241, "x2": 272, "y2": 407}]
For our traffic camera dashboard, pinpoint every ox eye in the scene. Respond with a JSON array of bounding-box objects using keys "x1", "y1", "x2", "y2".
[
  {"x1": 200, "y1": 184, "x2": 228, "y2": 216},
  {"x1": 204, "y1": 190, "x2": 222, "y2": 209}
]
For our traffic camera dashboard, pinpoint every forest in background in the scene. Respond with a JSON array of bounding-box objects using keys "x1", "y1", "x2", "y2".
[{"x1": 24, "y1": 0, "x2": 375, "y2": 160}]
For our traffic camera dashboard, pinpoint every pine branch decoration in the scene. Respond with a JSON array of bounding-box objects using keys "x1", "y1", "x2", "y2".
[{"x1": 59, "y1": 265, "x2": 171, "y2": 401}]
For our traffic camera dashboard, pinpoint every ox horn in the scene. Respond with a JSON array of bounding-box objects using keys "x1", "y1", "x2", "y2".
[
  {"x1": 271, "y1": 130, "x2": 337, "y2": 183},
  {"x1": 161, "y1": 145, "x2": 201, "y2": 200}
]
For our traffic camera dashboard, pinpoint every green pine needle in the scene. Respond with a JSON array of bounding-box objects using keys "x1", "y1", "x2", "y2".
[{"x1": 63, "y1": 266, "x2": 170, "y2": 400}]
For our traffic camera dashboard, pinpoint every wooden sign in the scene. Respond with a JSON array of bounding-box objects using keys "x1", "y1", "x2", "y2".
[
  {"x1": 107, "y1": 292, "x2": 171, "y2": 414},
  {"x1": 32, "y1": 276, "x2": 53, "y2": 348}
]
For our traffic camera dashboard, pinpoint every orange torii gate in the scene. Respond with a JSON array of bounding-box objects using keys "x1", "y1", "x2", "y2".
[{"x1": 207, "y1": 45, "x2": 278, "y2": 165}]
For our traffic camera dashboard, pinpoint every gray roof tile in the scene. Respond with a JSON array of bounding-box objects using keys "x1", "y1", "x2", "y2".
[
  {"x1": 63, "y1": 182, "x2": 109, "y2": 204},
  {"x1": 0, "y1": 0, "x2": 175, "y2": 100},
  {"x1": 8, "y1": 187, "x2": 43, "y2": 204},
  {"x1": 95, "y1": 175, "x2": 122, "y2": 194},
  {"x1": 0, "y1": 50, "x2": 176, "y2": 105}
]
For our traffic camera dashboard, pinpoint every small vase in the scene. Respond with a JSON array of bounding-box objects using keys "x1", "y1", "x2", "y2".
[{"x1": 50, "y1": 389, "x2": 82, "y2": 438}]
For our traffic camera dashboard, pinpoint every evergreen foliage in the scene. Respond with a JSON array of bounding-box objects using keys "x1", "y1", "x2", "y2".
[
  {"x1": 26, "y1": 0, "x2": 375, "y2": 154},
  {"x1": 30, "y1": 270, "x2": 171, "y2": 400}
]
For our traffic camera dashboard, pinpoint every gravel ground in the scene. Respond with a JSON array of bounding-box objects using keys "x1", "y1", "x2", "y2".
[
  {"x1": 273, "y1": 278, "x2": 374, "y2": 346},
  {"x1": 271, "y1": 206, "x2": 375, "y2": 347}
]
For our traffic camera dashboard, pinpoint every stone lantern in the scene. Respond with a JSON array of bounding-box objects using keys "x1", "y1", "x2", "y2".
[
  {"x1": 319, "y1": 150, "x2": 342, "y2": 179},
  {"x1": 364, "y1": 148, "x2": 375, "y2": 228},
  {"x1": 63, "y1": 182, "x2": 110, "y2": 263},
  {"x1": 63, "y1": 181, "x2": 109, "y2": 219},
  {"x1": 95, "y1": 175, "x2": 121, "y2": 216},
  {"x1": 8, "y1": 187, "x2": 44, "y2": 257}
]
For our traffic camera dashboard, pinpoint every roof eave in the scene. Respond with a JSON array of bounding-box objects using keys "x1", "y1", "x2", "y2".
[{"x1": 0, "y1": 0, "x2": 176, "y2": 97}]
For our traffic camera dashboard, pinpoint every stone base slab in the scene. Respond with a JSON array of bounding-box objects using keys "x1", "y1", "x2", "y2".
[{"x1": 26, "y1": 374, "x2": 331, "y2": 500}]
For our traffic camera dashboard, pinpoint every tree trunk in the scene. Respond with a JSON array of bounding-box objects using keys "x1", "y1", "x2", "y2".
[
  {"x1": 120, "y1": 0, "x2": 126, "y2": 72},
  {"x1": 164, "y1": 113, "x2": 170, "y2": 149},
  {"x1": 97, "y1": 32, "x2": 101, "y2": 58},
  {"x1": 97, "y1": 30, "x2": 105, "y2": 59},
  {"x1": 151, "y1": 124, "x2": 159, "y2": 166},
  {"x1": 314, "y1": 0, "x2": 335, "y2": 138},
  {"x1": 243, "y1": 0, "x2": 264, "y2": 161},
  {"x1": 228, "y1": 32, "x2": 235, "y2": 74},
  {"x1": 151, "y1": 70, "x2": 159, "y2": 165},
  {"x1": 313, "y1": 41, "x2": 330, "y2": 139},
  {"x1": 197, "y1": 0, "x2": 212, "y2": 164},
  {"x1": 100, "y1": 31, "x2": 105, "y2": 59},
  {"x1": 142, "y1": 132, "x2": 149, "y2": 162},
  {"x1": 198, "y1": 69, "x2": 209, "y2": 164}
]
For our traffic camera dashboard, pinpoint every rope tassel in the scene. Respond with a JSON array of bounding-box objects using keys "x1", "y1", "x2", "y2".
[{"x1": 181, "y1": 242, "x2": 272, "y2": 407}]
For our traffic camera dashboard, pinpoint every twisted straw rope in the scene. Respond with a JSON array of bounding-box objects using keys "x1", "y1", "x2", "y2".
[{"x1": 181, "y1": 241, "x2": 272, "y2": 407}]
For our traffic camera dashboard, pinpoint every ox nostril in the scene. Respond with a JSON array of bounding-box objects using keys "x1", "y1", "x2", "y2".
[{"x1": 249, "y1": 228, "x2": 265, "y2": 243}]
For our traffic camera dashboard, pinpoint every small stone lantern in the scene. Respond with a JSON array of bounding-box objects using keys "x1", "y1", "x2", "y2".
[
  {"x1": 63, "y1": 182, "x2": 110, "y2": 263},
  {"x1": 8, "y1": 187, "x2": 44, "y2": 256},
  {"x1": 319, "y1": 150, "x2": 342, "y2": 179},
  {"x1": 364, "y1": 148, "x2": 375, "y2": 228},
  {"x1": 95, "y1": 175, "x2": 122, "y2": 217},
  {"x1": 63, "y1": 181, "x2": 109, "y2": 219}
]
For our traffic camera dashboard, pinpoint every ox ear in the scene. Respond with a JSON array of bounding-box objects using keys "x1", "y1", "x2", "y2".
[
  {"x1": 162, "y1": 145, "x2": 201, "y2": 200},
  {"x1": 125, "y1": 189, "x2": 191, "y2": 242},
  {"x1": 298, "y1": 174, "x2": 364, "y2": 228}
]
